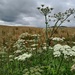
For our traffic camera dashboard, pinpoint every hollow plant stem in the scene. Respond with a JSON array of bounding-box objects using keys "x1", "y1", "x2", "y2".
[{"x1": 45, "y1": 15, "x2": 48, "y2": 51}]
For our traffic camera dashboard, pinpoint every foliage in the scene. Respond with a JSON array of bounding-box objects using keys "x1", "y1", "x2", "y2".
[{"x1": 0, "y1": 5, "x2": 75, "y2": 75}]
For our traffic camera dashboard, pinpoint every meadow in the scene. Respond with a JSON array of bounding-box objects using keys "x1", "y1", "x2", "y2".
[{"x1": 0, "y1": 25, "x2": 75, "y2": 75}]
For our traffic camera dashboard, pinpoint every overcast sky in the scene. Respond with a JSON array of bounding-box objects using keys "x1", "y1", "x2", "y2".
[{"x1": 0, "y1": 0, "x2": 75, "y2": 27}]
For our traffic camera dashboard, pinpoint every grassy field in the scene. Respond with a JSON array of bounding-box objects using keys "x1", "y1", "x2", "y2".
[
  {"x1": 0, "y1": 25, "x2": 75, "y2": 75},
  {"x1": 0, "y1": 25, "x2": 75, "y2": 43}
]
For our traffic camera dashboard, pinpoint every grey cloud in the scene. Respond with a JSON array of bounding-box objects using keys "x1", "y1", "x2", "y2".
[
  {"x1": 0, "y1": 0, "x2": 75, "y2": 27},
  {"x1": 0, "y1": 0, "x2": 38, "y2": 22}
]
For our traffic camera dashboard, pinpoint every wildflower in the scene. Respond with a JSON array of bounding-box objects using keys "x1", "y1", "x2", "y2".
[
  {"x1": 53, "y1": 44, "x2": 63, "y2": 51},
  {"x1": 43, "y1": 46, "x2": 46, "y2": 50},
  {"x1": 61, "y1": 37, "x2": 65, "y2": 40},
  {"x1": 53, "y1": 44, "x2": 75, "y2": 58},
  {"x1": 43, "y1": 43, "x2": 46, "y2": 46},
  {"x1": 31, "y1": 34, "x2": 40, "y2": 37},
  {"x1": 31, "y1": 44, "x2": 38, "y2": 47},
  {"x1": 14, "y1": 53, "x2": 32, "y2": 61},
  {"x1": 69, "y1": 51, "x2": 75, "y2": 56},
  {"x1": 72, "y1": 46, "x2": 75, "y2": 51},
  {"x1": 13, "y1": 39, "x2": 26, "y2": 50},
  {"x1": 27, "y1": 40, "x2": 35, "y2": 42},
  {"x1": 53, "y1": 51, "x2": 61, "y2": 57},
  {"x1": 14, "y1": 50, "x2": 22, "y2": 54},
  {"x1": 14, "y1": 57, "x2": 18, "y2": 60},
  {"x1": 49, "y1": 46, "x2": 53, "y2": 49},
  {"x1": 70, "y1": 64, "x2": 75, "y2": 71},
  {"x1": 72, "y1": 42, "x2": 75, "y2": 44},
  {"x1": 63, "y1": 45, "x2": 71, "y2": 49},
  {"x1": 19, "y1": 32, "x2": 30, "y2": 39},
  {"x1": 62, "y1": 50, "x2": 68, "y2": 56},
  {"x1": 13, "y1": 39, "x2": 25, "y2": 48},
  {"x1": 31, "y1": 48, "x2": 36, "y2": 50},
  {"x1": 9, "y1": 55, "x2": 14, "y2": 58},
  {"x1": 51, "y1": 37, "x2": 64, "y2": 41}
]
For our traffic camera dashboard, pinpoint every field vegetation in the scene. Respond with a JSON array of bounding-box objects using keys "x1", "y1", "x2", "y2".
[{"x1": 0, "y1": 5, "x2": 75, "y2": 75}]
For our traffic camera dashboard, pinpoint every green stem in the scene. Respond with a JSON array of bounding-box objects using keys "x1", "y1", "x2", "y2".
[
  {"x1": 56, "y1": 55, "x2": 64, "y2": 75},
  {"x1": 45, "y1": 15, "x2": 48, "y2": 51}
]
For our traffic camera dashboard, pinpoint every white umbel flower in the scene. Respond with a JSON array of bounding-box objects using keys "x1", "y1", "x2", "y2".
[
  {"x1": 14, "y1": 53, "x2": 32, "y2": 61},
  {"x1": 63, "y1": 45, "x2": 71, "y2": 49},
  {"x1": 14, "y1": 50, "x2": 22, "y2": 53},
  {"x1": 53, "y1": 44, "x2": 75, "y2": 58},
  {"x1": 72, "y1": 46, "x2": 75, "y2": 51},
  {"x1": 43, "y1": 46, "x2": 46, "y2": 50},
  {"x1": 19, "y1": 32, "x2": 30, "y2": 39},
  {"x1": 51, "y1": 37, "x2": 64, "y2": 41},
  {"x1": 71, "y1": 64, "x2": 75, "y2": 71},
  {"x1": 53, "y1": 51, "x2": 61, "y2": 57},
  {"x1": 53, "y1": 44, "x2": 63, "y2": 51},
  {"x1": 31, "y1": 44, "x2": 38, "y2": 47}
]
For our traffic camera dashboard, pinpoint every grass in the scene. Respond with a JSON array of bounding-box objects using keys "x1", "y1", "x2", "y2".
[{"x1": 0, "y1": 25, "x2": 75, "y2": 75}]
